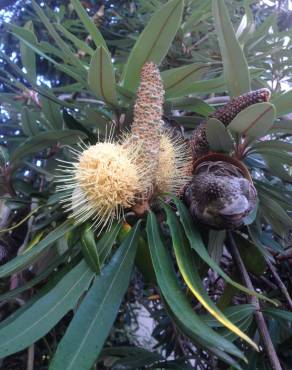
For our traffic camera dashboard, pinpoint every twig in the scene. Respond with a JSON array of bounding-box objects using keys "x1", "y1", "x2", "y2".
[
  {"x1": 227, "y1": 232, "x2": 282, "y2": 370},
  {"x1": 205, "y1": 96, "x2": 230, "y2": 105},
  {"x1": 26, "y1": 344, "x2": 35, "y2": 370},
  {"x1": 266, "y1": 258, "x2": 292, "y2": 310}
]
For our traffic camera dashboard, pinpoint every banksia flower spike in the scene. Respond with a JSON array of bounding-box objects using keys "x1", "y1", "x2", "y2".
[
  {"x1": 126, "y1": 62, "x2": 192, "y2": 201},
  {"x1": 156, "y1": 132, "x2": 192, "y2": 195},
  {"x1": 125, "y1": 62, "x2": 165, "y2": 197},
  {"x1": 56, "y1": 139, "x2": 150, "y2": 231}
]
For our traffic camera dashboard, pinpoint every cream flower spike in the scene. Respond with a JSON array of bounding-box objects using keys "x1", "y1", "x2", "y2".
[
  {"x1": 56, "y1": 137, "x2": 150, "y2": 231},
  {"x1": 157, "y1": 131, "x2": 193, "y2": 195}
]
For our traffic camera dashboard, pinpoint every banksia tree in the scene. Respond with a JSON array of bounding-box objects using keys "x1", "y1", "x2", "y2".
[{"x1": 0, "y1": 1, "x2": 291, "y2": 370}]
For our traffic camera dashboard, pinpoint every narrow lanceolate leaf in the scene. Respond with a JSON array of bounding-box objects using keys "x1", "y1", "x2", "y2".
[
  {"x1": 208, "y1": 230, "x2": 226, "y2": 264},
  {"x1": 21, "y1": 106, "x2": 41, "y2": 136},
  {"x1": 271, "y1": 90, "x2": 292, "y2": 117},
  {"x1": 146, "y1": 212, "x2": 245, "y2": 360},
  {"x1": 162, "y1": 204, "x2": 258, "y2": 351},
  {"x1": 11, "y1": 130, "x2": 86, "y2": 162},
  {"x1": 228, "y1": 102, "x2": 276, "y2": 141},
  {"x1": 31, "y1": 0, "x2": 84, "y2": 70},
  {"x1": 88, "y1": 47, "x2": 118, "y2": 106},
  {"x1": 97, "y1": 221, "x2": 122, "y2": 264},
  {"x1": 212, "y1": 0, "x2": 250, "y2": 96},
  {"x1": 162, "y1": 63, "x2": 209, "y2": 97},
  {"x1": 54, "y1": 23, "x2": 94, "y2": 56},
  {"x1": 81, "y1": 223, "x2": 100, "y2": 274},
  {"x1": 0, "y1": 260, "x2": 94, "y2": 358},
  {"x1": 40, "y1": 95, "x2": 63, "y2": 130},
  {"x1": 49, "y1": 222, "x2": 141, "y2": 370},
  {"x1": 122, "y1": 0, "x2": 184, "y2": 92},
  {"x1": 0, "y1": 221, "x2": 75, "y2": 278},
  {"x1": 70, "y1": 0, "x2": 107, "y2": 50},
  {"x1": 20, "y1": 21, "x2": 37, "y2": 82},
  {"x1": 173, "y1": 68, "x2": 263, "y2": 96},
  {"x1": 206, "y1": 118, "x2": 234, "y2": 153},
  {"x1": 171, "y1": 197, "x2": 277, "y2": 306}
]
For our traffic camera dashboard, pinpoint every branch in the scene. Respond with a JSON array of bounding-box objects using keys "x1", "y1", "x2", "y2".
[
  {"x1": 26, "y1": 345, "x2": 35, "y2": 370},
  {"x1": 266, "y1": 258, "x2": 292, "y2": 310},
  {"x1": 205, "y1": 96, "x2": 230, "y2": 105},
  {"x1": 227, "y1": 232, "x2": 282, "y2": 370}
]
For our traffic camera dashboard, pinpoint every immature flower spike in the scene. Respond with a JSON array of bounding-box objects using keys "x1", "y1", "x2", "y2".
[
  {"x1": 56, "y1": 140, "x2": 150, "y2": 231},
  {"x1": 130, "y1": 62, "x2": 165, "y2": 190}
]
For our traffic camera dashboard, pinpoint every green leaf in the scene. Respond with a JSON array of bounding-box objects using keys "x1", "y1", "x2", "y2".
[
  {"x1": 206, "y1": 118, "x2": 234, "y2": 152},
  {"x1": 203, "y1": 304, "x2": 256, "y2": 327},
  {"x1": 54, "y1": 23, "x2": 94, "y2": 56},
  {"x1": 63, "y1": 111, "x2": 96, "y2": 144},
  {"x1": 236, "y1": 3, "x2": 255, "y2": 45},
  {"x1": 140, "y1": 68, "x2": 262, "y2": 97},
  {"x1": 0, "y1": 260, "x2": 94, "y2": 358},
  {"x1": 162, "y1": 63, "x2": 209, "y2": 97},
  {"x1": 208, "y1": 229, "x2": 226, "y2": 264},
  {"x1": 0, "y1": 146, "x2": 9, "y2": 167},
  {"x1": 21, "y1": 107, "x2": 42, "y2": 136},
  {"x1": 162, "y1": 204, "x2": 258, "y2": 350},
  {"x1": 0, "y1": 250, "x2": 72, "y2": 302},
  {"x1": 122, "y1": 0, "x2": 184, "y2": 92},
  {"x1": 212, "y1": 0, "x2": 250, "y2": 96},
  {"x1": 171, "y1": 197, "x2": 277, "y2": 305},
  {"x1": 100, "y1": 347, "x2": 162, "y2": 369},
  {"x1": 0, "y1": 221, "x2": 75, "y2": 278},
  {"x1": 181, "y1": 1, "x2": 211, "y2": 32},
  {"x1": 11, "y1": 130, "x2": 86, "y2": 162},
  {"x1": 97, "y1": 222, "x2": 123, "y2": 265},
  {"x1": 168, "y1": 97, "x2": 214, "y2": 116},
  {"x1": 49, "y1": 222, "x2": 141, "y2": 370},
  {"x1": 40, "y1": 95, "x2": 63, "y2": 130},
  {"x1": 88, "y1": 47, "x2": 118, "y2": 107},
  {"x1": 70, "y1": 0, "x2": 107, "y2": 50},
  {"x1": 264, "y1": 156, "x2": 291, "y2": 182},
  {"x1": 20, "y1": 21, "x2": 37, "y2": 82},
  {"x1": 146, "y1": 211, "x2": 245, "y2": 360},
  {"x1": 259, "y1": 193, "x2": 292, "y2": 229},
  {"x1": 31, "y1": 0, "x2": 84, "y2": 70},
  {"x1": 264, "y1": 308, "x2": 292, "y2": 322},
  {"x1": 81, "y1": 223, "x2": 100, "y2": 274},
  {"x1": 233, "y1": 233, "x2": 266, "y2": 276},
  {"x1": 272, "y1": 90, "x2": 292, "y2": 117},
  {"x1": 136, "y1": 236, "x2": 156, "y2": 284},
  {"x1": 250, "y1": 140, "x2": 292, "y2": 153},
  {"x1": 246, "y1": 14, "x2": 276, "y2": 52},
  {"x1": 228, "y1": 102, "x2": 276, "y2": 141}
]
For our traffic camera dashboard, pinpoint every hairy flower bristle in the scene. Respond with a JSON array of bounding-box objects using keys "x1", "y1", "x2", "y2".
[
  {"x1": 128, "y1": 61, "x2": 165, "y2": 190},
  {"x1": 156, "y1": 132, "x2": 192, "y2": 195},
  {"x1": 56, "y1": 141, "x2": 149, "y2": 230}
]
